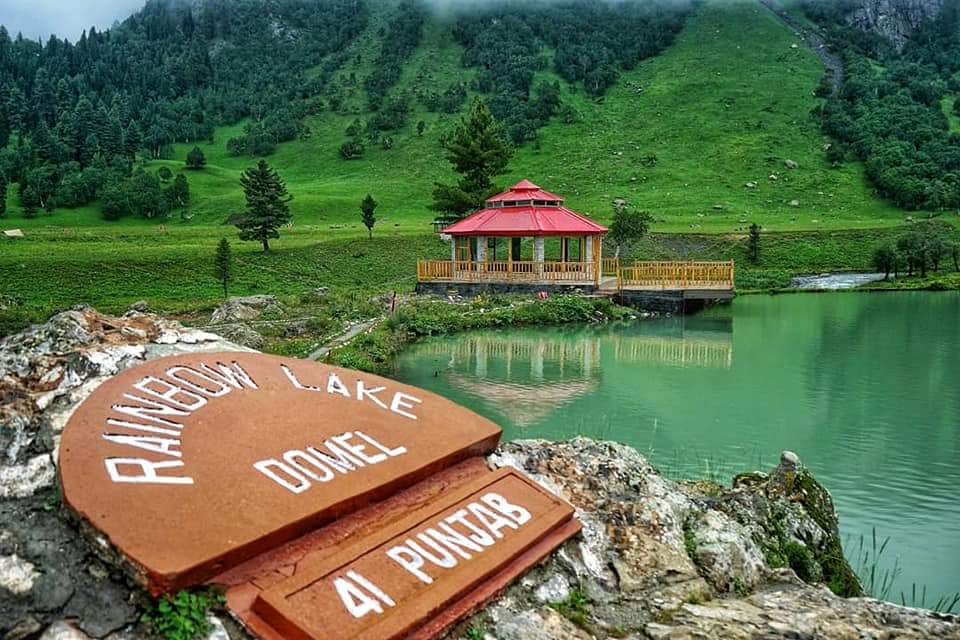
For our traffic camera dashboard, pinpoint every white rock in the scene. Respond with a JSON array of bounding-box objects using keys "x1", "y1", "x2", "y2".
[
  {"x1": 0, "y1": 554, "x2": 41, "y2": 594},
  {"x1": 689, "y1": 509, "x2": 765, "y2": 591},
  {"x1": 0, "y1": 454, "x2": 55, "y2": 498},
  {"x1": 39, "y1": 621, "x2": 91, "y2": 640},
  {"x1": 205, "y1": 615, "x2": 230, "y2": 640},
  {"x1": 534, "y1": 574, "x2": 570, "y2": 604}
]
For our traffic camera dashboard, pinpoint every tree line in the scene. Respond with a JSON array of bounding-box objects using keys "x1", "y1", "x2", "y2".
[
  {"x1": 805, "y1": 0, "x2": 960, "y2": 211},
  {"x1": 0, "y1": 0, "x2": 367, "y2": 220}
]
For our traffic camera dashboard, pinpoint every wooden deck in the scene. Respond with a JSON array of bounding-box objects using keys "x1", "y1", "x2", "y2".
[{"x1": 417, "y1": 259, "x2": 735, "y2": 294}]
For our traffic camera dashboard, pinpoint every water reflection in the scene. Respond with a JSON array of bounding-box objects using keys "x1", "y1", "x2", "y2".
[
  {"x1": 396, "y1": 293, "x2": 960, "y2": 603},
  {"x1": 422, "y1": 319, "x2": 734, "y2": 425}
]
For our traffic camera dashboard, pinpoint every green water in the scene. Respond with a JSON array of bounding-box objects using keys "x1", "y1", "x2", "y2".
[{"x1": 396, "y1": 292, "x2": 960, "y2": 605}]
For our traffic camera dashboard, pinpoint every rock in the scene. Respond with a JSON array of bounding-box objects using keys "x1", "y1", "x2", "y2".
[
  {"x1": 214, "y1": 324, "x2": 265, "y2": 350},
  {"x1": 39, "y1": 621, "x2": 90, "y2": 640},
  {"x1": 780, "y1": 450, "x2": 801, "y2": 470},
  {"x1": 125, "y1": 301, "x2": 149, "y2": 314},
  {"x1": 0, "y1": 455, "x2": 55, "y2": 498},
  {"x1": 486, "y1": 607, "x2": 591, "y2": 640},
  {"x1": 210, "y1": 295, "x2": 282, "y2": 324},
  {"x1": 687, "y1": 510, "x2": 765, "y2": 592},
  {"x1": 788, "y1": 199, "x2": 800, "y2": 207},
  {"x1": 534, "y1": 574, "x2": 570, "y2": 604},
  {"x1": 283, "y1": 320, "x2": 310, "y2": 338},
  {"x1": 712, "y1": 204, "x2": 724, "y2": 210},
  {"x1": 847, "y1": 0, "x2": 944, "y2": 50},
  {"x1": 785, "y1": 159, "x2": 799, "y2": 169},
  {"x1": 0, "y1": 554, "x2": 40, "y2": 595},
  {"x1": 0, "y1": 308, "x2": 244, "y2": 639},
  {"x1": 452, "y1": 437, "x2": 957, "y2": 638},
  {"x1": 744, "y1": 181, "x2": 757, "y2": 189},
  {"x1": 5, "y1": 616, "x2": 43, "y2": 640},
  {"x1": 769, "y1": 173, "x2": 779, "y2": 181}
]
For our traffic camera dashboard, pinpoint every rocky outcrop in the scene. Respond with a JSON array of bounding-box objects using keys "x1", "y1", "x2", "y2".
[
  {"x1": 847, "y1": 0, "x2": 944, "y2": 49},
  {"x1": 0, "y1": 308, "x2": 250, "y2": 639},
  {"x1": 1, "y1": 310, "x2": 958, "y2": 639},
  {"x1": 464, "y1": 440, "x2": 960, "y2": 639}
]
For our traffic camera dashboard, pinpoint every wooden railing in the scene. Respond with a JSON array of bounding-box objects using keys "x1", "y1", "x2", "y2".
[
  {"x1": 418, "y1": 260, "x2": 596, "y2": 283},
  {"x1": 618, "y1": 261, "x2": 734, "y2": 290},
  {"x1": 601, "y1": 257, "x2": 620, "y2": 276},
  {"x1": 417, "y1": 259, "x2": 735, "y2": 290}
]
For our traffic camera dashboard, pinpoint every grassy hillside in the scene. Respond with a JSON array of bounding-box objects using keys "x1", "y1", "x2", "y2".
[
  {"x1": 3, "y1": 0, "x2": 951, "y2": 335},
  {"x1": 1, "y1": 0, "x2": 912, "y2": 235}
]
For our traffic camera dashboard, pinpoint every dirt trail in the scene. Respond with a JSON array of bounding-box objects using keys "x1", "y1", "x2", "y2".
[
  {"x1": 309, "y1": 317, "x2": 381, "y2": 361},
  {"x1": 759, "y1": 0, "x2": 844, "y2": 93}
]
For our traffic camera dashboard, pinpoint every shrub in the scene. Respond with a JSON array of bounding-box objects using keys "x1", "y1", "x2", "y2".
[{"x1": 141, "y1": 590, "x2": 224, "y2": 640}]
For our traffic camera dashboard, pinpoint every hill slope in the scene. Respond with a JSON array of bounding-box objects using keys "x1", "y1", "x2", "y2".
[{"x1": 2, "y1": 0, "x2": 908, "y2": 233}]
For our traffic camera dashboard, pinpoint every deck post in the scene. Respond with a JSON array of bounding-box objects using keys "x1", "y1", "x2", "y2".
[
  {"x1": 475, "y1": 235, "x2": 486, "y2": 276},
  {"x1": 534, "y1": 237, "x2": 545, "y2": 280}
]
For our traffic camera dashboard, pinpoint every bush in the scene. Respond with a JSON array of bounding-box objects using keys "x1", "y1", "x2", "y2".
[
  {"x1": 784, "y1": 541, "x2": 821, "y2": 584},
  {"x1": 141, "y1": 590, "x2": 224, "y2": 640}
]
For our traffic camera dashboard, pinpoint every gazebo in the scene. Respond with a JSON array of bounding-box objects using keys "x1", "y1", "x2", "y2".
[{"x1": 417, "y1": 180, "x2": 608, "y2": 288}]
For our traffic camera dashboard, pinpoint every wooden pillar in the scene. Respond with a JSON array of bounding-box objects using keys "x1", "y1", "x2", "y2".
[{"x1": 534, "y1": 237, "x2": 545, "y2": 279}]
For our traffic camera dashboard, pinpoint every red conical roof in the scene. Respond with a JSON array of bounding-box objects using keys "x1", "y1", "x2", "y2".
[
  {"x1": 443, "y1": 179, "x2": 607, "y2": 237},
  {"x1": 486, "y1": 179, "x2": 564, "y2": 204}
]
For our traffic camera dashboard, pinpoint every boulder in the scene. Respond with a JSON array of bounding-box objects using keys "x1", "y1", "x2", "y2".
[
  {"x1": 215, "y1": 323, "x2": 266, "y2": 350},
  {"x1": 210, "y1": 295, "x2": 282, "y2": 324},
  {"x1": 788, "y1": 199, "x2": 800, "y2": 207},
  {"x1": 0, "y1": 309, "x2": 247, "y2": 639},
  {"x1": 785, "y1": 159, "x2": 799, "y2": 169}
]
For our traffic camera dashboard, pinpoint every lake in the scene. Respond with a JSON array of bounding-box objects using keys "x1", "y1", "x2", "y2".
[{"x1": 395, "y1": 291, "x2": 960, "y2": 605}]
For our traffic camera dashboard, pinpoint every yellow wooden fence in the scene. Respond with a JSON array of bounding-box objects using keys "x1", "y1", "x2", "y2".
[
  {"x1": 618, "y1": 261, "x2": 734, "y2": 290},
  {"x1": 417, "y1": 259, "x2": 735, "y2": 290}
]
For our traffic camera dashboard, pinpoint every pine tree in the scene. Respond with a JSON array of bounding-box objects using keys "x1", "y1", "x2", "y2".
[
  {"x1": 186, "y1": 146, "x2": 206, "y2": 169},
  {"x1": 214, "y1": 237, "x2": 232, "y2": 297},
  {"x1": 431, "y1": 98, "x2": 513, "y2": 218},
  {"x1": 360, "y1": 193, "x2": 378, "y2": 239},
  {"x1": 20, "y1": 183, "x2": 39, "y2": 219},
  {"x1": 235, "y1": 160, "x2": 292, "y2": 252},
  {"x1": 166, "y1": 173, "x2": 190, "y2": 208},
  {"x1": 748, "y1": 223, "x2": 762, "y2": 264}
]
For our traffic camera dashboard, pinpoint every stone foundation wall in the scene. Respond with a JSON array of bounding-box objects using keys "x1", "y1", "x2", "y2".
[{"x1": 415, "y1": 282, "x2": 599, "y2": 297}]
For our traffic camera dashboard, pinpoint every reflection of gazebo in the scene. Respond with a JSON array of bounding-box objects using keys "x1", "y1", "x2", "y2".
[
  {"x1": 427, "y1": 334, "x2": 601, "y2": 427},
  {"x1": 418, "y1": 180, "x2": 607, "y2": 286}
]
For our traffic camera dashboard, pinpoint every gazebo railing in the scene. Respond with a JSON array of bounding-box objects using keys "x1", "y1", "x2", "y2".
[
  {"x1": 417, "y1": 259, "x2": 735, "y2": 290},
  {"x1": 418, "y1": 260, "x2": 596, "y2": 283},
  {"x1": 619, "y1": 261, "x2": 734, "y2": 290}
]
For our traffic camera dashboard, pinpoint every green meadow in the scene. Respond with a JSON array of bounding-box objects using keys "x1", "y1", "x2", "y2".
[{"x1": 0, "y1": 0, "x2": 950, "y2": 332}]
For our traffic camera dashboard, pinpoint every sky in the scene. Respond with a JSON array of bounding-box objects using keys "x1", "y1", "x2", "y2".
[{"x1": 0, "y1": 0, "x2": 144, "y2": 42}]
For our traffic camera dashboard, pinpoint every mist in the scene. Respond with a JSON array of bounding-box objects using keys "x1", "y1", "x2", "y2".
[{"x1": 0, "y1": 0, "x2": 144, "y2": 42}]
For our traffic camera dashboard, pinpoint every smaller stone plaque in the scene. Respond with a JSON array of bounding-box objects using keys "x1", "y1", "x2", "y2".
[{"x1": 253, "y1": 468, "x2": 579, "y2": 640}]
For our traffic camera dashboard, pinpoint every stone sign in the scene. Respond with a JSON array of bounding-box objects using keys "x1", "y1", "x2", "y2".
[
  {"x1": 252, "y1": 468, "x2": 578, "y2": 640},
  {"x1": 59, "y1": 351, "x2": 582, "y2": 640},
  {"x1": 59, "y1": 353, "x2": 502, "y2": 594}
]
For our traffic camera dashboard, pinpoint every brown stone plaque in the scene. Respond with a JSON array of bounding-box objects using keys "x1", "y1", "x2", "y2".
[
  {"x1": 252, "y1": 468, "x2": 579, "y2": 640},
  {"x1": 59, "y1": 353, "x2": 502, "y2": 595}
]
